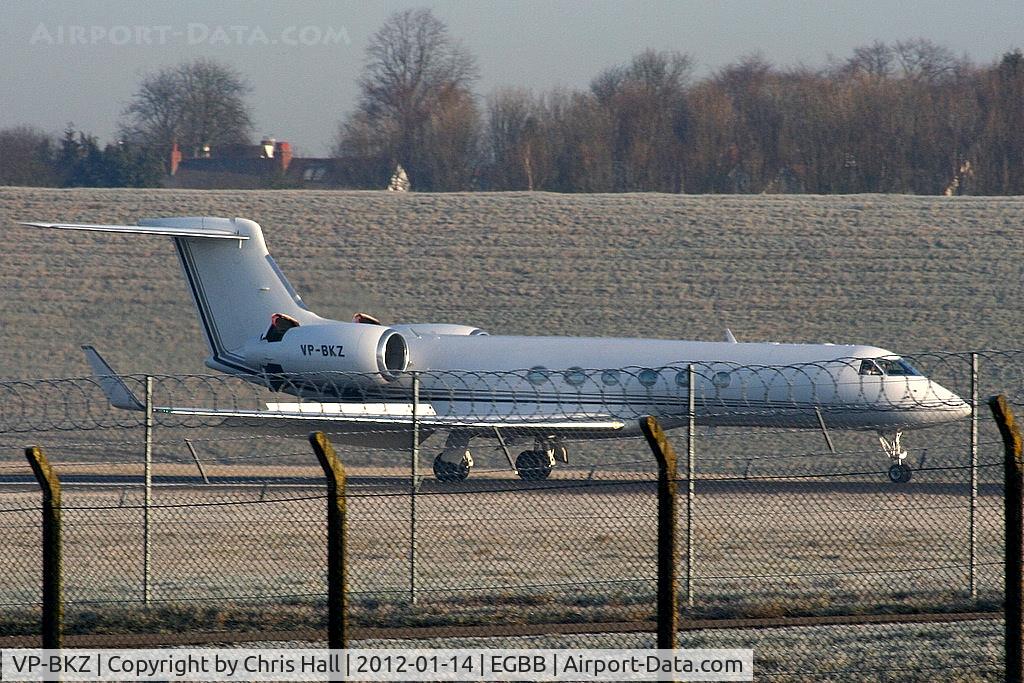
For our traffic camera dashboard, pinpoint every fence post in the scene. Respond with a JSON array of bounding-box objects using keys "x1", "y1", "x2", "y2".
[
  {"x1": 25, "y1": 445, "x2": 63, "y2": 649},
  {"x1": 410, "y1": 372, "x2": 419, "y2": 607},
  {"x1": 309, "y1": 431, "x2": 348, "y2": 648},
  {"x1": 989, "y1": 394, "x2": 1022, "y2": 683},
  {"x1": 686, "y1": 364, "x2": 696, "y2": 610},
  {"x1": 184, "y1": 438, "x2": 210, "y2": 484},
  {"x1": 143, "y1": 375, "x2": 153, "y2": 606},
  {"x1": 641, "y1": 415, "x2": 677, "y2": 650},
  {"x1": 969, "y1": 353, "x2": 978, "y2": 600}
]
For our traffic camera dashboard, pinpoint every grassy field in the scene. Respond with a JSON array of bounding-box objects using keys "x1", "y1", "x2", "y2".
[{"x1": 0, "y1": 188, "x2": 1021, "y2": 379}]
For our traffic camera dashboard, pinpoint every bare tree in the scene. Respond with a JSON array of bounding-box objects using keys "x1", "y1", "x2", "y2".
[
  {"x1": 335, "y1": 8, "x2": 480, "y2": 190},
  {"x1": 486, "y1": 88, "x2": 546, "y2": 190},
  {"x1": 590, "y1": 50, "x2": 693, "y2": 191},
  {"x1": 121, "y1": 58, "x2": 253, "y2": 166},
  {"x1": 893, "y1": 38, "x2": 959, "y2": 83},
  {"x1": 837, "y1": 41, "x2": 895, "y2": 80},
  {"x1": 974, "y1": 50, "x2": 1024, "y2": 193}
]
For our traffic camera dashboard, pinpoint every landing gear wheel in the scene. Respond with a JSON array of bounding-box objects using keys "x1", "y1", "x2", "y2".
[
  {"x1": 433, "y1": 453, "x2": 470, "y2": 482},
  {"x1": 516, "y1": 450, "x2": 552, "y2": 480},
  {"x1": 554, "y1": 444, "x2": 569, "y2": 464},
  {"x1": 888, "y1": 463, "x2": 912, "y2": 483}
]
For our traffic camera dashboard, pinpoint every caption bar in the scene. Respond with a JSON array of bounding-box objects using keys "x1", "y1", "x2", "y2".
[{"x1": 0, "y1": 648, "x2": 752, "y2": 681}]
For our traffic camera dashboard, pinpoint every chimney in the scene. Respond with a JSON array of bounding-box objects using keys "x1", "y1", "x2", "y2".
[
  {"x1": 261, "y1": 137, "x2": 275, "y2": 158},
  {"x1": 169, "y1": 142, "x2": 182, "y2": 175},
  {"x1": 274, "y1": 141, "x2": 292, "y2": 172}
]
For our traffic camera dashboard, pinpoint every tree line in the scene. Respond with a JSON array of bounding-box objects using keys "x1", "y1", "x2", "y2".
[
  {"x1": 337, "y1": 10, "x2": 1024, "y2": 194},
  {"x1": 0, "y1": 58, "x2": 251, "y2": 189},
  {"x1": 0, "y1": 125, "x2": 162, "y2": 188},
  {"x1": 2, "y1": 7, "x2": 1023, "y2": 194}
]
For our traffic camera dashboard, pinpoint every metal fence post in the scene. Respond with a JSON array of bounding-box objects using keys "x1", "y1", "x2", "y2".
[
  {"x1": 969, "y1": 353, "x2": 978, "y2": 600},
  {"x1": 143, "y1": 375, "x2": 153, "y2": 607},
  {"x1": 25, "y1": 445, "x2": 63, "y2": 649},
  {"x1": 641, "y1": 415, "x2": 678, "y2": 650},
  {"x1": 410, "y1": 372, "x2": 419, "y2": 607},
  {"x1": 184, "y1": 438, "x2": 210, "y2": 484},
  {"x1": 989, "y1": 394, "x2": 1022, "y2": 683},
  {"x1": 687, "y1": 364, "x2": 696, "y2": 610},
  {"x1": 309, "y1": 431, "x2": 348, "y2": 648}
]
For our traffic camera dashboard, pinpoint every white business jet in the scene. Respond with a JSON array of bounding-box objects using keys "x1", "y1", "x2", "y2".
[{"x1": 21, "y1": 217, "x2": 970, "y2": 483}]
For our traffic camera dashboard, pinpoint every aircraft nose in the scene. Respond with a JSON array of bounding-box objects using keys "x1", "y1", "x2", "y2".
[{"x1": 931, "y1": 383, "x2": 972, "y2": 421}]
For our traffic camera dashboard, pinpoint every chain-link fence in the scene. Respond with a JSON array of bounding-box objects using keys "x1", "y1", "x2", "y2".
[{"x1": 0, "y1": 350, "x2": 1018, "y2": 680}]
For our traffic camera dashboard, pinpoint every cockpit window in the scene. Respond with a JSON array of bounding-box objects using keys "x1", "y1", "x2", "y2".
[
  {"x1": 876, "y1": 358, "x2": 921, "y2": 376},
  {"x1": 859, "y1": 358, "x2": 921, "y2": 376},
  {"x1": 859, "y1": 360, "x2": 883, "y2": 376}
]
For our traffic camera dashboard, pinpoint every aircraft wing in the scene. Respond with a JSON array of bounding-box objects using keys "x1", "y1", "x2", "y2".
[
  {"x1": 83, "y1": 346, "x2": 624, "y2": 433},
  {"x1": 155, "y1": 403, "x2": 625, "y2": 432}
]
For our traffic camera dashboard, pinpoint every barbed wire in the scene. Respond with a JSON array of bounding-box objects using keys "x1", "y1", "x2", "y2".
[{"x1": 2, "y1": 350, "x2": 1013, "y2": 434}]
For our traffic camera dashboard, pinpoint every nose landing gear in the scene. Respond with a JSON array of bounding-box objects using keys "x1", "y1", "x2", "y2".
[{"x1": 879, "y1": 431, "x2": 912, "y2": 483}]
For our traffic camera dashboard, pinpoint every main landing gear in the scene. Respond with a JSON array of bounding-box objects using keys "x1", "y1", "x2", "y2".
[
  {"x1": 879, "y1": 430, "x2": 912, "y2": 483},
  {"x1": 515, "y1": 448, "x2": 555, "y2": 480},
  {"x1": 431, "y1": 431, "x2": 569, "y2": 483},
  {"x1": 432, "y1": 433, "x2": 473, "y2": 482},
  {"x1": 512, "y1": 440, "x2": 567, "y2": 481}
]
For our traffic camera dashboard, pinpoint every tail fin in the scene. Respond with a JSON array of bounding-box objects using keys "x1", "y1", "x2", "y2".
[{"x1": 23, "y1": 217, "x2": 321, "y2": 374}]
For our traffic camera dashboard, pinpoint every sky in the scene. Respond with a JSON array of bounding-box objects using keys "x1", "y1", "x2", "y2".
[{"x1": 2, "y1": 1, "x2": 1022, "y2": 156}]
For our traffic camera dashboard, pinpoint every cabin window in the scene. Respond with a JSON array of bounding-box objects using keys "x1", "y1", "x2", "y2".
[
  {"x1": 563, "y1": 367, "x2": 587, "y2": 386},
  {"x1": 526, "y1": 366, "x2": 550, "y2": 385},
  {"x1": 601, "y1": 370, "x2": 621, "y2": 386},
  {"x1": 638, "y1": 369, "x2": 660, "y2": 387},
  {"x1": 712, "y1": 371, "x2": 732, "y2": 389}
]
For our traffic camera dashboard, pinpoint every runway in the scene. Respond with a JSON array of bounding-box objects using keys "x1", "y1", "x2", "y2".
[{"x1": 0, "y1": 472, "x2": 1004, "y2": 497}]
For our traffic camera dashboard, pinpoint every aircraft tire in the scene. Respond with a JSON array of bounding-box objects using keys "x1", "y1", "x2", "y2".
[
  {"x1": 433, "y1": 453, "x2": 470, "y2": 482},
  {"x1": 516, "y1": 450, "x2": 552, "y2": 480},
  {"x1": 887, "y1": 463, "x2": 912, "y2": 483}
]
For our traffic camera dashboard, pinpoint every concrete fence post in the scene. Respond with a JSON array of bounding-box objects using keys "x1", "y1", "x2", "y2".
[
  {"x1": 989, "y1": 394, "x2": 1022, "y2": 683},
  {"x1": 309, "y1": 431, "x2": 348, "y2": 648},
  {"x1": 641, "y1": 415, "x2": 678, "y2": 650},
  {"x1": 25, "y1": 445, "x2": 63, "y2": 649}
]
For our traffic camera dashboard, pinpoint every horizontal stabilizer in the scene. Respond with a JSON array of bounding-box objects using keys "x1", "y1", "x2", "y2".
[
  {"x1": 20, "y1": 221, "x2": 249, "y2": 240},
  {"x1": 81, "y1": 345, "x2": 145, "y2": 411}
]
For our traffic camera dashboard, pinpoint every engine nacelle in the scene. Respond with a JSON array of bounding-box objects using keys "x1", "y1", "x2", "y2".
[
  {"x1": 240, "y1": 322, "x2": 408, "y2": 385},
  {"x1": 391, "y1": 323, "x2": 487, "y2": 337}
]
